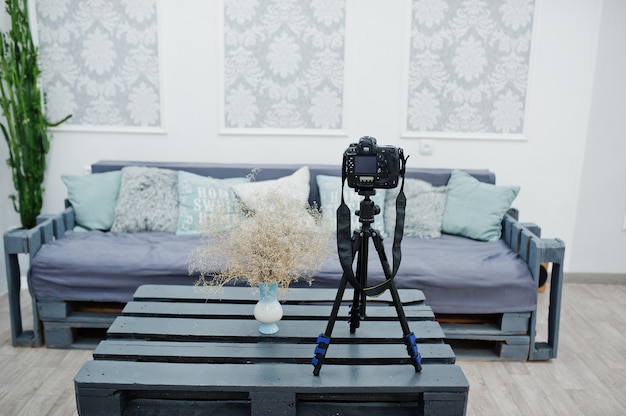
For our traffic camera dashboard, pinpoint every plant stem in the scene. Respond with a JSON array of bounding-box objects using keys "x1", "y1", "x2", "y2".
[{"x1": 0, "y1": 0, "x2": 71, "y2": 228}]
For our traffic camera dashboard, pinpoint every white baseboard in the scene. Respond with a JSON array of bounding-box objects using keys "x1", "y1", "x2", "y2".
[{"x1": 564, "y1": 273, "x2": 626, "y2": 284}]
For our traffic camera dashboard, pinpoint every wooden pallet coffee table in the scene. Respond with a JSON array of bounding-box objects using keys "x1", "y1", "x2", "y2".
[{"x1": 74, "y1": 284, "x2": 468, "y2": 415}]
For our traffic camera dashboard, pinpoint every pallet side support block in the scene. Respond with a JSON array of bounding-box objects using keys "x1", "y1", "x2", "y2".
[{"x1": 75, "y1": 387, "x2": 128, "y2": 416}]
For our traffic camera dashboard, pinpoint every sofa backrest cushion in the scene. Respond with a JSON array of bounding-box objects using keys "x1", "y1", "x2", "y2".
[{"x1": 91, "y1": 161, "x2": 495, "y2": 206}]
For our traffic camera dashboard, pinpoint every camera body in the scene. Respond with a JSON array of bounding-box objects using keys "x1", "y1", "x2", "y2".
[{"x1": 343, "y1": 136, "x2": 403, "y2": 190}]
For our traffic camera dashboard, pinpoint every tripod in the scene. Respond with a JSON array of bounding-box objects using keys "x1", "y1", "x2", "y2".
[{"x1": 311, "y1": 190, "x2": 422, "y2": 376}]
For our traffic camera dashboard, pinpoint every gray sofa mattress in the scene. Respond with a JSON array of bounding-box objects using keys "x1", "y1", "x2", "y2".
[{"x1": 28, "y1": 231, "x2": 536, "y2": 315}]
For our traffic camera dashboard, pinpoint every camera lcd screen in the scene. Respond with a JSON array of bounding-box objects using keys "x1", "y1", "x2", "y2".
[{"x1": 354, "y1": 156, "x2": 377, "y2": 173}]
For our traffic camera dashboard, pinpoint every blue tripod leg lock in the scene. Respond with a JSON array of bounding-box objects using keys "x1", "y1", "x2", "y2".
[
  {"x1": 405, "y1": 332, "x2": 423, "y2": 372},
  {"x1": 312, "y1": 334, "x2": 331, "y2": 375}
]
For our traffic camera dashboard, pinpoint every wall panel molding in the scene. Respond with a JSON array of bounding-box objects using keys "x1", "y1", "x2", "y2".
[
  {"x1": 220, "y1": 0, "x2": 347, "y2": 135},
  {"x1": 35, "y1": 0, "x2": 164, "y2": 132},
  {"x1": 402, "y1": 0, "x2": 538, "y2": 140}
]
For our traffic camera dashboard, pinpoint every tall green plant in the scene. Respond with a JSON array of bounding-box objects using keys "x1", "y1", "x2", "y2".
[{"x1": 0, "y1": 0, "x2": 70, "y2": 229}]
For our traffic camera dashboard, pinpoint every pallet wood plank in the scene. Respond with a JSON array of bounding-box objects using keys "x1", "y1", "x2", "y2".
[
  {"x1": 122, "y1": 301, "x2": 435, "y2": 321},
  {"x1": 76, "y1": 361, "x2": 468, "y2": 392},
  {"x1": 94, "y1": 340, "x2": 456, "y2": 364},
  {"x1": 439, "y1": 321, "x2": 528, "y2": 336},
  {"x1": 106, "y1": 316, "x2": 446, "y2": 343},
  {"x1": 133, "y1": 284, "x2": 426, "y2": 305}
]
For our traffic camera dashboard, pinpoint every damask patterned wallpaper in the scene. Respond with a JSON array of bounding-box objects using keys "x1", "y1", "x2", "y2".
[
  {"x1": 33, "y1": 0, "x2": 533, "y2": 135},
  {"x1": 405, "y1": 0, "x2": 535, "y2": 137},
  {"x1": 222, "y1": 0, "x2": 346, "y2": 131},
  {"x1": 35, "y1": 0, "x2": 161, "y2": 129}
]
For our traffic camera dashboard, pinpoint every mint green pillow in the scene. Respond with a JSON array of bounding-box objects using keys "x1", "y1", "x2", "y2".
[
  {"x1": 61, "y1": 170, "x2": 122, "y2": 231},
  {"x1": 177, "y1": 171, "x2": 248, "y2": 235},
  {"x1": 316, "y1": 175, "x2": 386, "y2": 236},
  {"x1": 441, "y1": 170, "x2": 519, "y2": 241}
]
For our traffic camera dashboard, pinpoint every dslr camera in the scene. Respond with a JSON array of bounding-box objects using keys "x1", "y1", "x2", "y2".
[{"x1": 343, "y1": 136, "x2": 403, "y2": 190}]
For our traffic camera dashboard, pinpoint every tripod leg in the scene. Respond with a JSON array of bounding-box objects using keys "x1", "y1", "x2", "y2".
[
  {"x1": 314, "y1": 231, "x2": 365, "y2": 374},
  {"x1": 350, "y1": 232, "x2": 368, "y2": 333},
  {"x1": 370, "y1": 234, "x2": 422, "y2": 372},
  {"x1": 388, "y1": 280, "x2": 422, "y2": 372},
  {"x1": 349, "y1": 290, "x2": 360, "y2": 333},
  {"x1": 311, "y1": 272, "x2": 350, "y2": 376}
]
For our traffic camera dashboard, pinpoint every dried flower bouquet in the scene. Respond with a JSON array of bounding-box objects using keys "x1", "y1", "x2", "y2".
[{"x1": 189, "y1": 189, "x2": 333, "y2": 292}]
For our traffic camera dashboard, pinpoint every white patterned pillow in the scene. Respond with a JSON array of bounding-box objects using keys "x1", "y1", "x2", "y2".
[
  {"x1": 176, "y1": 171, "x2": 248, "y2": 235},
  {"x1": 111, "y1": 166, "x2": 179, "y2": 233},
  {"x1": 384, "y1": 178, "x2": 448, "y2": 239},
  {"x1": 231, "y1": 166, "x2": 310, "y2": 212}
]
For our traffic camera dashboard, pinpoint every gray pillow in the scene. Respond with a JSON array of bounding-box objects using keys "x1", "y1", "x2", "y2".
[
  {"x1": 384, "y1": 178, "x2": 448, "y2": 238},
  {"x1": 111, "y1": 166, "x2": 178, "y2": 233}
]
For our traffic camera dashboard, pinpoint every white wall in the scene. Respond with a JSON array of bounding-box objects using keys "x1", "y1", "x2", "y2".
[
  {"x1": 1, "y1": 0, "x2": 622, "y2": 294},
  {"x1": 569, "y1": 0, "x2": 626, "y2": 273}
]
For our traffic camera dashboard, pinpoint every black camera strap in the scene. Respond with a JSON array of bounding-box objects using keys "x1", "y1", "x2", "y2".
[{"x1": 337, "y1": 157, "x2": 408, "y2": 297}]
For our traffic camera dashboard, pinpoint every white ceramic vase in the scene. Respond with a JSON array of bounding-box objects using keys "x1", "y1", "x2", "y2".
[{"x1": 253, "y1": 283, "x2": 283, "y2": 334}]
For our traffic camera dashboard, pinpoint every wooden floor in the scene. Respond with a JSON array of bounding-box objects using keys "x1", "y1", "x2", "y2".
[{"x1": 1, "y1": 282, "x2": 624, "y2": 416}]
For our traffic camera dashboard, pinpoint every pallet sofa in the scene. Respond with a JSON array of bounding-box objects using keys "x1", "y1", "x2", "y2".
[{"x1": 4, "y1": 160, "x2": 565, "y2": 360}]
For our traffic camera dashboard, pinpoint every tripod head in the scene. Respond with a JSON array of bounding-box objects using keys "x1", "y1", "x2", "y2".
[{"x1": 355, "y1": 189, "x2": 380, "y2": 227}]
